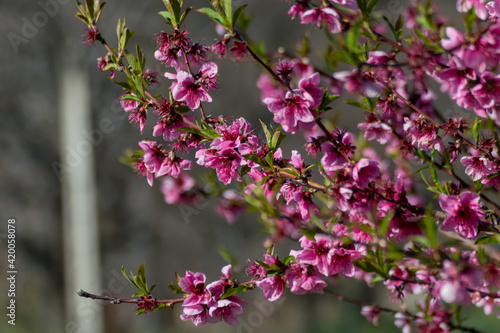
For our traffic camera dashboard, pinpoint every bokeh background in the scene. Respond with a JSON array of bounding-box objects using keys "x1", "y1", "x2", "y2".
[{"x1": 1, "y1": 0, "x2": 498, "y2": 332}]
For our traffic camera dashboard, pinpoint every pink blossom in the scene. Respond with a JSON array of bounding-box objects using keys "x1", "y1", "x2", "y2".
[
  {"x1": 166, "y1": 62, "x2": 218, "y2": 110},
  {"x1": 229, "y1": 41, "x2": 248, "y2": 61},
  {"x1": 487, "y1": 0, "x2": 500, "y2": 18},
  {"x1": 301, "y1": 6, "x2": 342, "y2": 33},
  {"x1": 196, "y1": 147, "x2": 243, "y2": 185},
  {"x1": 285, "y1": 262, "x2": 327, "y2": 295},
  {"x1": 120, "y1": 95, "x2": 147, "y2": 133},
  {"x1": 441, "y1": 27, "x2": 467, "y2": 51},
  {"x1": 255, "y1": 275, "x2": 286, "y2": 302},
  {"x1": 290, "y1": 235, "x2": 361, "y2": 277},
  {"x1": 403, "y1": 116, "x2": 444, "y2": 152},
  {"x1": 321, "y1": 130, "x2": 356, "y2": 175},
  {"x1": 456, "y1": 0, "x2": 489, "y2": 20},
  {"x1": 460, "y1": 155, "x2": 496, "y2": 181},
  {"x1": 298, "y1": 72, "x2": 323, "y2": 109},
  {"x1": 333, "y1": 70, "x2": 381, "y2": 98},
  {"x1": 256, "y1": 73, "x2": 286, "y2": 101},
  {"x1": 357, "y1": 113, "x2": 393, "y2": 144},
  {"x1": 394, "y1": 312, "x2": 412, "y2": 333},
  {"x1": 180, "y1": 271, "x2": 211, "y2": 306},
  {"x1": 264, "y1": 92, "x2": 315, "y2": 134},
  {"x1": 361, "y1": 306, "x2": 381, "y2": 326},
  {"x1": 471, "y1": 71, "x2": 500, "y2": 109},
  {"x1": 288, "y1": 1, "x2": 308, "y2": 19},
  {"x1": 159, "y1": 173, "x2": 195, "y2": 204},
  {"x1": 156, "y1": 155, "x2": 192, "y2": 178},
  {"x1": 352, "y1": 158, "x2": 380, "y2": 188},
  {"x1": 138, "y1": 141, "x2": 165, "y2": 175},
  {"x1": 208, "y1": 298, "x2": 246, "y2": 326},
  {"x1": 205, "y1": 265, "x2": 248, "y2": 326},
  {"x1": 214, "y1": 190, "x2": 246, "y2": 224},
  {"x1": 180, "y1": 304, "x2": 215, "y2": 326},
  {"x1": 439, "y1": 191, "x2": 485, "y2": 239}
]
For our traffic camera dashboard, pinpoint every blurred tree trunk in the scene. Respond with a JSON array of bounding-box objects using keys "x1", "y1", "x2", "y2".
[{"x1": 59, "y1": 43, "x2": 104, "y2": 333}]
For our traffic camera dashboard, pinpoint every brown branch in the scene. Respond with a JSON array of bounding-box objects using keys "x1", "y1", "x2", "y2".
[{"x1": 77, "y1": 289, "x2": 184, "y2": 306}]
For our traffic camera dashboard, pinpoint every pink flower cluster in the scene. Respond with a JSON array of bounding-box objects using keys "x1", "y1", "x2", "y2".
[{"x1": 179, "y1": 265, "x2": 247, "y2": 326}]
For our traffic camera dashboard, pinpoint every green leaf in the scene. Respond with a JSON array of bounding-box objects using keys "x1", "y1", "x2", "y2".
[
  {"x1": 430, "y1": 150, "x2": 443, "y2": 193},
  {"x1": 366, "y1": 0, "x2": 380, "y2": 17},
  {"x1": 232, "y1": 4, "x2": 248, "y2": 29},
  {"x1": 121, "y1": 94, "x2": 143, "y2": 103},
  {"x1": 219, "y1": 246, "x2": 238, "y2": 266},
  {"x1": 300, "y1": 227, "x2": 317, "y2": 241},
  {"x1": 223, "y1": 0, "x2": 232, "y2": 26},
  {"x1": 197, "y1": 7, "x2": 227, "y2": 26},
  {"x1": 283, "y1": 255, "x2": 296, "y2": 266},
  {"x1": 259, "y1": 119, "x2": 272, "y2": 144},
  {"x1": 94, "y1": 2, "x2": 106, "y2": 22},
  {"x1": 472, "y1": 116, "x2": 480, "y2": 142},
  {"x1": 475, "y1": 234, "x2": 500, "y2": 245},
  {"x1": 318, "y1": 90, "x2": 340, "y2": 111},
  {"x1": 345, "y1": 20, "x2": 362, "y2": 55},
  {"x1": 356, "y1": 0, "x2": 367, "y2": 13},
  {"x1": 378, "y1": 210, "x2": 394, "y2": 237},
  {"x1": 421, "y1": 204, "x2": 437, "y2": 249},
  {"x1": 168, "y1": 283, "x2": 185, "y2": 294},
  {"x1": 265, "y1": 152, "x2": 274, "y2": 168},
  {"x1": 178, "y1": 6, "x2": 194, "y2": 26},
  {"x1": 271, "y1": 125, "x2": 287, "y2": 150},
  {"x1": 162, "y1": 0, "x2": 181, "y2": 27},
  {"x1": 221, "y1": 285, "x2": 247, "y2": 299},
  {"x1": 345, "y1": 99, "x2": 370, "y2": 111},
  {"x1": 158, "y1": 10, "x2": 173, "y2": 24}
]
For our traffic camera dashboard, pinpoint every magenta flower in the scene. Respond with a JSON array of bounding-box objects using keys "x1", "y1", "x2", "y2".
[
  {"x1": 487, "y1": 0, "x2": 500, "y2": 18},
  {"x1": 156, "y1": 155, "x2": 192, "y2": 178},
  {"x1": 229, "y1": 41, "x2": 248, "y2": 62},
  {"x1": 456, "y1": 0, "x2": 489, "y2": 20},
  {"x1": 403, "y1": 116, "x2": 444, "y2": 152},
  {"x1": 160, "y1": 173, "x2": 195, "y2": 204},
  {"x1": 288, "y1": 0, "x2": 308, "y2": 19},
  {"x1": 255, "y1": 275, "x2": 286, "y2": 302},
  {"x1": 352, "y1": 158, "x2": 380, "y2": 188},
  {"x1": 166, "y1": 62, "x2": 218, "y2": 110},
  {"x1": 285, "y1": 262, "x2": 327, "y2": 295},
  {"x1": 460, "y1": 155, "x2": 496, "y2": 181},
  {"x1": 205, "y1": 265, "x2": 247, "y2": 326},
  {"x1": 290, "y1": 234, "x2": 360, "y2": 277},
  {"x1": 298, "y1": 72, "x2": 323, "y2": 109},
  {"x1": 301, "y1": 6, "x2": 342, "y2": 33},
  {"x1": 120, "y1": 95, "x2": 147, "y2": 133},
  {"x1": 196, "y1": 147, "x2": 243, "y2": 185},
  {"x1": 471, "y1": 71, "x2": 500, "y2": 109},
  {"x1": 361, "y1": 306, "x2": 381, "y2": 326},
  {"x1": 180, "y1": 304, "x2": 214, "y2": 326},
  {"x1": 180, "y1": 271, "x2": 211, "y2": 306},
  {"x1": 138, "y1": 141, "x2": 165, "y2": 175},
  {"x1": 441, "y1": 26, "x2": 467, "y2": 51},
  {"x1": 257, "y1": 73, "x2": 286, "y2": 101},
  {"x1": 214, "y1": 190, "x2": 246, "y2": 224},
  {"x1": 439, "y1": 191, "x2": 485, "y2": 239},
  {"x1": 168, "y1": 71, "x2": 211, "y2": 110},
  {"x1": 264, "y1": 92, "x2": 315, "y2": 134},
  {"x1": 357, "y1": 113, "x2": 393, "y2": 144},
  {"x1": 208, "y1": 298, "x2": 247, "y2": 326}
]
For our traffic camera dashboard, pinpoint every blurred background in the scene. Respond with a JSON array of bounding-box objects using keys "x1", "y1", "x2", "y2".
[{"x1": 1, "y1": 0, "x2": 498, "y2": 332}]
